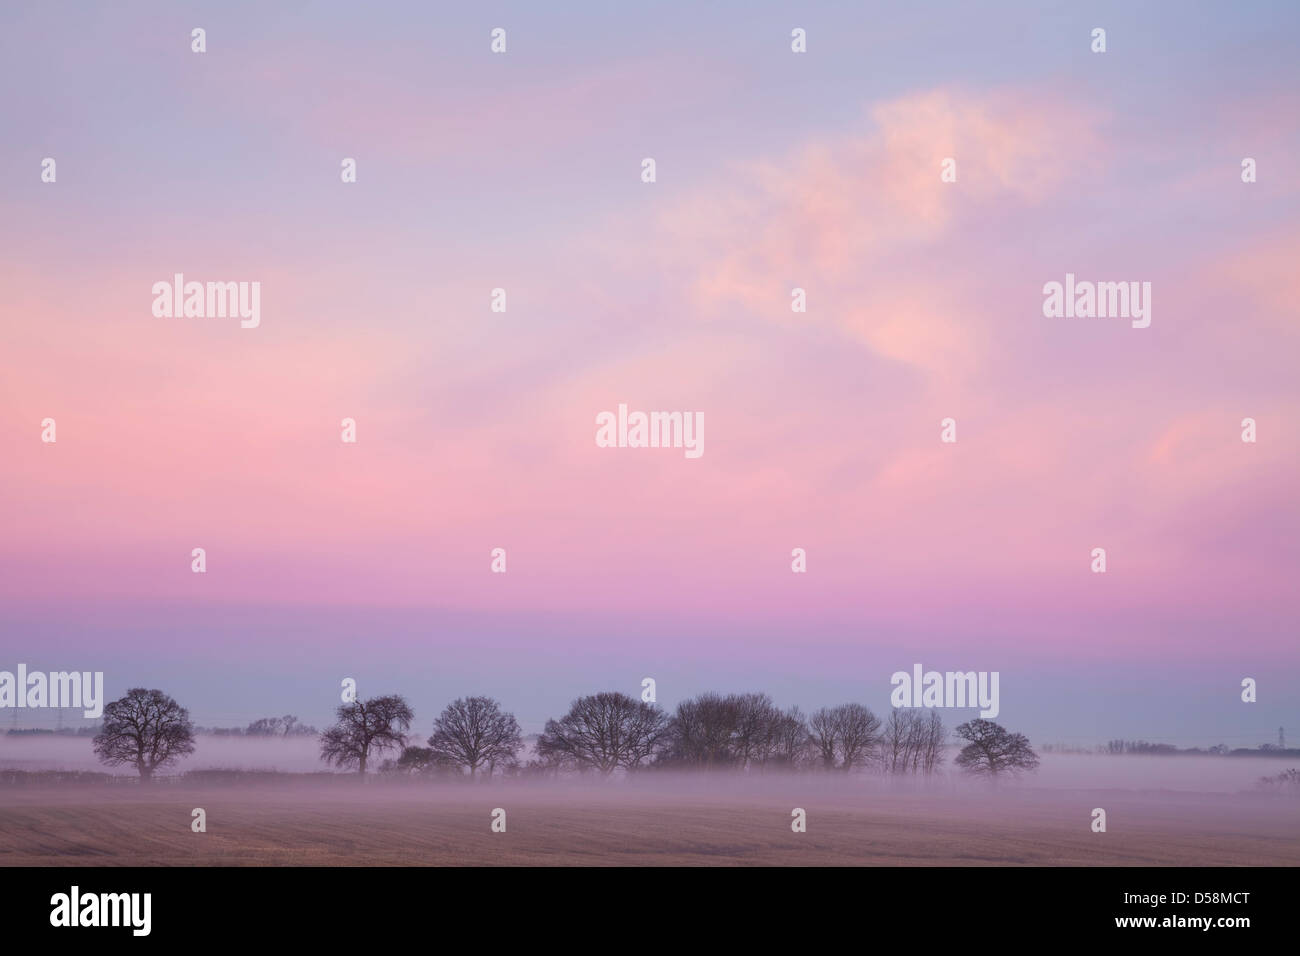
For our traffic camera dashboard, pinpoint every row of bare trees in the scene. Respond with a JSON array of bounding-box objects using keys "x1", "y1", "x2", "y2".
[
  {"x1": 88, "y1": 687, "x2": 1039, "y2": 780},
  {"x1": 881, "y1": 709, "x2": 947, "y2": 774},
  {"x1": 531, "y1": 694, "x2": 956, "y2": 776},
  {"x1": 319, "y1": 695, "x2": 523, "y2": 778},
  {"x1": 375, "y1": 692, "x2": 1033, "y2": 779}
]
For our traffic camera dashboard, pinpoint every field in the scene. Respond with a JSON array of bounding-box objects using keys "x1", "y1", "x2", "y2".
[{"x1": 2, "y1": 779, "x2": 1297, "y2": 866}]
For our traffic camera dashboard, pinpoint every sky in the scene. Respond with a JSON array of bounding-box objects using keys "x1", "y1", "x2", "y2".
[{"x1": 1, "y1": 1, "x2": 1297, "y2": 745}]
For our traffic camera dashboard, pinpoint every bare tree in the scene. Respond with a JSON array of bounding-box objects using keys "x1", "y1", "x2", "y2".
[
  {"x1": 319, "y1": 695, "x2": 413, "y2": 775},
  {"x1": 537, "y1": 692, "x2": 669, "y2": 775},
  {"x1": 808, "y1": 704, "x2": 881, "y2": 770},
  {"x1": 661, "y1": 693, "x2": 743, "y2": 768},
  {"x1": 835, "y1": 703, "x2": 882, "y2": 770},
  {"x1": 809, "y1": 707, "x2": 841, "y2": 769},
  {"x1": 919, "y1": 710, "x2": 947, "y2": 773},
  {"x1": 882, "y1": 709, "x2": 913, "y2": 773},
  {"x1": 883, "y1": 709, "x2": 947, "y2": 775},
  {"x1": 246, "y1": 714, "x2": 314, "y2": 737},
  {"x1": 730, "y1": 693, "x2": 776, "y2": 769},
  {"x1": 769, "y1": 706, "x2": 812, "y2": 769},
  {"x1": 245, "y1": 717, "x2": 275, "y2": 737},
  {"x1": 92, "y1": 688, "x2": 196, "y2": 781},
  {"x1": 732, "y1": 693, "x2": 811, "y2": 770},
  {"x1": 953, "y1": 719, "x2": 1039, "y2": 777},
  {"x1": 427, "y1": 696, "x2": 522, "y2": 779}
]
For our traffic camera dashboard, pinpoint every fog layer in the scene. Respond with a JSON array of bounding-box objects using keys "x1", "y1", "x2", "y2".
[{"x1": 1, "y1": 736, "x2": 1293, "y2": 792}]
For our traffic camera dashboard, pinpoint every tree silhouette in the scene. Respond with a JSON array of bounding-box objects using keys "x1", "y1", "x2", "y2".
[
  {"x1": 92, "y1": 688, "x2": 196, "y2": 781},
  {"x1": 246, "y1": 715, "x2": 314, "y2": 737},
  {"x1": 537, "y1": 692, "x2": 669, "y2": 775},
  {"x1": 809, "y1": 703, "x2": 882, "y2": 770},
  {"x1": 657, "y1": 693, "x2": 810, "y2": 769},
  {"x1": 427, "y1": 696, "x2": 522, "y2": 779},
  {"x1": 319, "y1": 695, "x2": 413, "y2": 775},
  {"x1": 730, "y1": 693, "x2": 801, "y2": 769},
  {"x1": 882, "y1": 709, "x2": 947, "y2": 774},
  {"x1": 660, "y1": 693, "x2": 743, "y2": 768},
  {"x1": 953, "y1": 719, "x2": 1039, "y2": 777}
]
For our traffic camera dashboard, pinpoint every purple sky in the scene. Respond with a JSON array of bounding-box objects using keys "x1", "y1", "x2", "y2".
[{"x1": 1, "y1": 1, "x2": 1297, "y2": 745}]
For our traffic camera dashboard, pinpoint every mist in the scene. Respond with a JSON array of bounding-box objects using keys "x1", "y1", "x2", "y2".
[{"x1": 2, "y1": 734, "x2": 1293, "y2": 794}]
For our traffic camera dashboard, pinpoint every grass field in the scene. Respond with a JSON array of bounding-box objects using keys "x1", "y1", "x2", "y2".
[{"x1": 2, "y1": 781, "x2": 1296, "y2": 866}]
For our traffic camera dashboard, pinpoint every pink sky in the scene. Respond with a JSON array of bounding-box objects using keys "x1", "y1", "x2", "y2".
[{"x1": 1, "y1": 1, "x2": 1296, "y2": 737}]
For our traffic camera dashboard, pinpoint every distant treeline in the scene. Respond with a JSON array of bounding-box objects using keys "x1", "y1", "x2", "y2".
[
  {"x1": 5, "y1": 715, "x2": 317, "y2": 738},
  {"x1": 192, "y1": 716, "x2": 318, "y2": 738},
  {"x1": 324, "y1": 691, "x2": 1039, "y2": 780},
  {"x1": 1040, "y1": 740, "x2": 1300, "y2": 758},
  {"x1": 82, "y1": 687, "x2": 1042, "y2": 781},
  {"x1": 5, "y1": 726, "x2": 98, "y2": 737}
]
